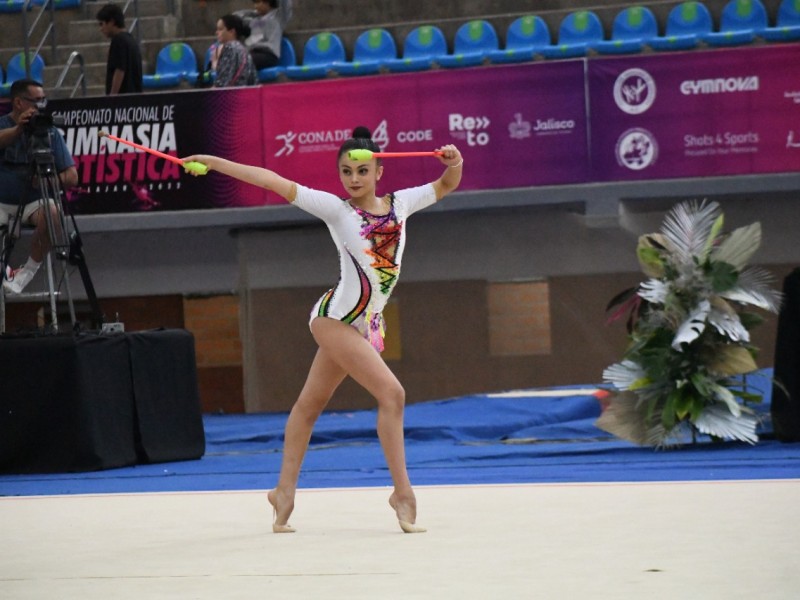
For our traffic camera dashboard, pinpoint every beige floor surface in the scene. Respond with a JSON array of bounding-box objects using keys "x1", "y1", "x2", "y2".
[{"x1": 1, "y1": 480, "x2": 799, "y2": 599}]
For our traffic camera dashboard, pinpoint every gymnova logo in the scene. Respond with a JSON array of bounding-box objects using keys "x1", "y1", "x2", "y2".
[
  {"x1": 680, "y1": 76, "x2": 759, "y2": 95},
  {"x1": 613, "y1": 68, "x2": 656, "y2": 115},
  {"x1": 616, "y1": 128, "x2": 658, "y2": 170}
]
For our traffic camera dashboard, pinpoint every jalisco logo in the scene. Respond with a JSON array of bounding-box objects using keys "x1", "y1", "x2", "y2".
[
  {"x1": 615, "y1": 128, "x2": 658, "y2": 171},
  {"x1": 680, "y1": 76, "x2": 759, "y2": 95},
  {"x1": 508, "y1": 113, "x2": 531, "y2": 140},
  {"x1": 512, "y1": 113, "x2": 575, "y2": 138},
  {"x1": 532, "y1": 117, "x2": 575, "y2": 135},
  {"x1": 449, "y1": 113, "x2": 490, "y2": 146},
  {"x1": 613, "y1": 68, "x2": 656, "y2": 115}
]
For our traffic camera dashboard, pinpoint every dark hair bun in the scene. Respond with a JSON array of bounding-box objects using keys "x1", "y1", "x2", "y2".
[{"x1": 352, "y1": 126, "x2": 372, "y2": 140}]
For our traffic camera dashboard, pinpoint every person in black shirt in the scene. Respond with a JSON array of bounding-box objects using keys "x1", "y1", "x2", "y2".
[{"x1": 96, "y1": 3, "x2": 143, "y2": 95}]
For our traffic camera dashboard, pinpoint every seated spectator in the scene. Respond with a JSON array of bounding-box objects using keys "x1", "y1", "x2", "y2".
[
  {"x1": 0, "y1": 80, "x2": 78, "y2": 294},
  {"x1": 238, "y1": 0, "x2": 293, "y2": 70},
  {"x1": 213, "y1": 15, "x2": 257, "y2": 87}
]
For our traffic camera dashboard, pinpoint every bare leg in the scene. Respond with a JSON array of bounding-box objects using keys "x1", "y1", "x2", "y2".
[
  {"x1": 310, "y1": 318, "x2": 423, "y2": 531},
  {"x1": 28, "y1": 203, "x2": 59, "y2": 263},
  {"x1": 269, "y1": 345, "x2": 348, "y2": 529}
]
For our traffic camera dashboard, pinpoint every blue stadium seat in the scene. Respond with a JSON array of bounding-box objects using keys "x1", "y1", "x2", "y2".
[
  {"x1": 541, "y1": 11, "x2": 604, "y2": 59},
  {"x1": 649, "y1": 1, "x2": 714, "y2": 50},
  {"x1": 198, "y1": 42, "x2": 219, "y2": 86},
  {"x1": 285, "y1": 32, "x2": 346, "y2": 80},
  {"x1": 704, "y1": 0, "x2": 768, "y2": 46},
  {"x1": 143, "y1": 43, "x2": 199, "y2": 89},
  {"x1": 31, "y1": 0, "x2": 82, "y2": 7},
  {"x1": 258, "y1": 37, "x2": 297, "y2": 82},
  {"x1": 760, "y1": 0, "x2": 800, "y2": 41},
  {"x1": 438, "y1": 20, "x2": 499, "y2": 68},
  {"x1": 334, "y1": 28, "x2": 397, "y2": 76},
  {"x1": 384, "y1": 25, "x2": 448, "y2": 73},
  {"x1": 595, "y1": 6, "x2": 659, "y2": 54},
  {"x1": 0, "y1": 0, "x2": 27, "y2": 12},
  {"x1": 0, "y1": 52, "x2": 45, "y2": 96},
  {"x1": 487, "y1": 15, "x2": 551, "y2": 64}
]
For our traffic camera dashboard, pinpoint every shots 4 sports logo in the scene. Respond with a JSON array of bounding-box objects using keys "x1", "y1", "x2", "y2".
[{"x1": 615, "y1": 128, "x2": 658, "y2": 170}]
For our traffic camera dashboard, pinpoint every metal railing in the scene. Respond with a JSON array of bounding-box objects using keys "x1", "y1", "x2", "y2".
[
  {"x1": 54, "y1": 51, "x2": 87, "y2": 98},
  {"x1": 21, "y1": 0, "x2": 57, "y2": 77},
  {"x1": 123, "y1": 0, "x2": 142, "y2": 46}
]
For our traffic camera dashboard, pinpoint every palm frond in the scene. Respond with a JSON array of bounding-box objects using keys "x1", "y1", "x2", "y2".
[
  {"x1": 719, "y1": 267, "x2": 781, "y2": 313},
  {"x1": 603, "y1": 360, "x2": 646, "y2": 391},
  {"x1": 595, "y1": 391, "x2": 670, "y2": 446},
  {"x1": 638, "y1": 279, "x2": 669, "y2": 304},
  {"x1": 661, "y1": 200, "x2": 720, "y2": 263},
  {"x1": 711, "y1": 222, "x2": 761, "y2": 271},
  {"x1": 694, "y1": 403, "x2": 759, "y2": 444}
]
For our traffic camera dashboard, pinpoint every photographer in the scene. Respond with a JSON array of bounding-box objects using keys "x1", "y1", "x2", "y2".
[{"x1": 0, "y1": 79, "x2": 77, "y2": 294}]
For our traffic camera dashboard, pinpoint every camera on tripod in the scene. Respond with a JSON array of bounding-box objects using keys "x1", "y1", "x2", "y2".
[{"x1": 25, "y1": 112, "x2": 65, "y2": 156}]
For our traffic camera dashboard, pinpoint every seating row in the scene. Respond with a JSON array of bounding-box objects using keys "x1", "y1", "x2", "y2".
[
  {"x1": 3, "y1": 1, "x2": 799, "y2": 93},
  {"x1": 0, "y1": 0, "x2": 79, "y2": 12},
  {"x1": 144, "y1": 0, "x2": 800, "y2": 88},
  {"x1": 152, "y1": 0, "x2": 800, "y2": 87},
  {"x1": 0, "y1": 50, "x2": 44, "y2": 96}
]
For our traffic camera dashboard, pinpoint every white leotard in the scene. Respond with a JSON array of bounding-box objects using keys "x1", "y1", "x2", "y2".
[{"x1": 292, "y1": 183, "x2": 437, "y2": 351}]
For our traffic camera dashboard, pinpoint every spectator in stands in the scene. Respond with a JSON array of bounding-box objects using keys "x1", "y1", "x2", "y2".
[
  {"x1": 96, "y1": 3, "x2": 143, "y2": 95},
  {"x1": 182, "y1": 127, "x2": 463, "y2": 534},
  {"x1": 238, "y1": 0, "x2": 293, "y2": 70},
  {"x1": 213, "y1": 14, "x2": 257, "y2": 87},
  {"x1": 0, "y1": 79, "x2": 78, "y2": 294}
]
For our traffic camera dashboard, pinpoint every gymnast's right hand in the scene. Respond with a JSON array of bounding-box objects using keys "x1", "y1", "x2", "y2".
[{"x1": 181, "y1": 155, "x2": 213, "y2": 176}]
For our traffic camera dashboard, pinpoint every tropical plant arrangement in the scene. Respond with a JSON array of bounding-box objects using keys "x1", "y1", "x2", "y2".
[{"x1": 597, "y1": 200, "x2": 781, "y2": 447}]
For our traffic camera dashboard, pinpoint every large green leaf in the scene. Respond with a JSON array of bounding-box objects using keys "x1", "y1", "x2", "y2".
[{"x1": 707, "y1": 260, "x2": 739, "y2": 292}]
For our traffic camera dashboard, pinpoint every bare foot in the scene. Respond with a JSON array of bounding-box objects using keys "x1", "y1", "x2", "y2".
[
  {"x1": 268, "y1": 488, "x2": 296, "y2": 533},
  {"x1": 389, "y1": 490, "x2": 426, "y2": 533}
]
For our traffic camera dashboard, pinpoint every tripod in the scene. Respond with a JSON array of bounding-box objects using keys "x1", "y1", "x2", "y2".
[{"x1": 0, "y1": 146, "x2": 103, "y2": 333}]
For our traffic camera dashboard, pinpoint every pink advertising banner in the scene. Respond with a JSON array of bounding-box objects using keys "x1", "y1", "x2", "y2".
[
  {"x1": 258, "y1": 62, "x2": 589, "y2": 203},
  {"x1": 48, "y1": 61, "x2": 586, "y2": 212},
  {"x1": 41, "y1": 42, "x2": 800, "y2": 216},
  {"x1": 588, "y1": 43, "x2": 800, "y2": 180},
  {"x1": 49, "y1": 88, "x2": 267, "y2": 214}
]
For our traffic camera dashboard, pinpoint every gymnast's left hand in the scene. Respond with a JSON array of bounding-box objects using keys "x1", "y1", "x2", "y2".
[{"x1": 436, "y1": 144, "x2": 462, "y2": 168}]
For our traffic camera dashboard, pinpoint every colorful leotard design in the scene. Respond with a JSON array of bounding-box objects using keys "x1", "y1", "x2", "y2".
[{"x1": 292, "y1": 183, "x2": 437, "y2": 351}]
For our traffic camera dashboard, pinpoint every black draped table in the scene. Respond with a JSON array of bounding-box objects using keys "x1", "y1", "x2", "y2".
[{"x1": 0, "y1": 328, "x2": 205, "y2": 474}]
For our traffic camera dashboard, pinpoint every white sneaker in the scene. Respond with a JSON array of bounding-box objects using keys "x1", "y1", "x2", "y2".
[{"x1": 2, "y1": 265, "x2": 34, "y2": 294}]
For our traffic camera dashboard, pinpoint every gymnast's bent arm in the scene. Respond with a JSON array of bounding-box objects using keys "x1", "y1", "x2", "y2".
[
  {"x1": 430, "y1": 144, "x2": 463, "y2": 201},
  {"x1": 181, "y1": 154, "x2": 297, "y2": 202}
]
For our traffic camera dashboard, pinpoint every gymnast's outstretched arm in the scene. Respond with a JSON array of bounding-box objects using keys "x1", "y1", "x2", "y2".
[{"x1": 181, "y1": 154, "x2": 297, "y2": 201}]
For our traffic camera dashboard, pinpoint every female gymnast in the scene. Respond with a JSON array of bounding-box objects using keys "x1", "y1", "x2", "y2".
[{"x1": 183, "y1": 127, "x2": 463, "y2": 533}]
